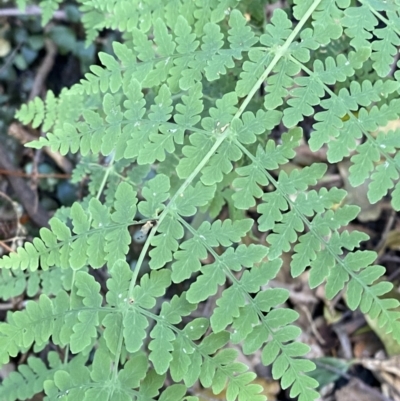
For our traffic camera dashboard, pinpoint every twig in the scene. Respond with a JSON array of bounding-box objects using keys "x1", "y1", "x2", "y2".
[
  {"x1": 0, "y1": 240, "x2": 15, "y2": 253},
  {"x1": 299, "y1": 304, "x2": 326, "y2": 344},
  {"x1": 0, "y1": 190, "x2": 20, "y2": 246},
  {"x1": 29, "y1": 38, "x2": 57, "y2": 100},
  {"x1": 0, "y1": 302, "x2": 15, "y2": 310},
  {"x1": 0, "y1": 5, "x2": 67, "y2": 20},
  {"x1": 1, "y1": 236, "x2": 26, "y2": 243},
  {"x1": 375, "y1": 209, "x2": 396, "y2": 259},
  {"x1": 0, "y1": 168, "x2": 70, "y2": 179},
  {"x1": 333, "y1": 324, "x2": 353, "y2": 359},
  {"x1": 0, "y1": 144, "x2": 50, "y2": 228}
]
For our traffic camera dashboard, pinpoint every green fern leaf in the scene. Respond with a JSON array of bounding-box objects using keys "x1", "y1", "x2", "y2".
[
  {"x1": 134, "y1": 370, "x2": 165, "y2": 399},
  {"x1": 43, "y1": 356, "x2": 90, "y2": 399},
  {"x1": 201, "y1": 141, "x2": 242, "y2": 185},
  {"x1": 117, "y1": 352, "x2": 148, "y2": 390},
  {"x1": 228, "y1": 9, "x2": 258, "y2": 56},
  {"x1": 309, "y1": 79, "x2": 399, "y2": 160},
  {"x1": 290, "y1": 28, "x2": 319, "y2": 63},
  {"x1": 134, "y1": 270, "x2": 171, "y2": 309},
  {"x1": 236, "y1": 49, "x2": 274, "y2": 97},
  {"x1": 283, "y1": 75, "x2": 324, "y2": 127},
  {"x1": 171, "y1": 16, "x2": 201, "y2": 91},
  {"x1": 233, "y1": 128, "x2": 302, "y2": 209},
  {"x1": 348, "y1": 140, "x2": 380, "y2": 187},
  {"x1": 101, "y1": 93, "x2": 123, "y2": 155},
  {"x1": 105, "y1": 182, "x2": 138, "y2": 267},
  {"x1": 98, "y1": 52, "x2": 122, "y2": 93},
  {"x1": 174, "y1": 182, "x2": 216, "y2": 216},
  {"x1": 170, "y1": 236, "x2": 207, "y2": 283},
  {"x1": 174, "y1": 82, "x2": 203, "y2": 128},
  {"x1": 123, "y1": 78, "x2": 147, "y2": 159},
  {"x1": 342, "y1": 3, "x2": 400, "y2": 77},
  {"x1": 176, "y1": 132, "x2": 214, "y2": 180},
  {"x1": 342, "y1": 4, "x2": 376, "y2": 51},
  {"x1": 186, "y1": 263, "x2": 226, "y2": 303},
  {"x1": 295, "y1": 0, "x2": 347, "y2": 44},
  {"x1": 211, "y1": 285, "x2": 246, "y2": 332},
  {"x1": 171, "y1": 218, "x2": 253, "y2": 283},
  {"x1": 15, "y1": 97, "x2": 44, "y2": 129},
  {"x1": 137, "y1": 85, "x2": 176, "y2": 164},
  {"x1": 70, "y1": 272, "x2": 102, "y2": 353},
  {"x1": 232, "y1": 159, "x2": 269, "y2": 209},
  {"x1": 142, "y1": 19, "x2": 176, "y2": 87},
  {"x1": 102, "y1": 260, "x2": 131, "y2": 354},
  {"x1": 0, "y1": 269, "x2": 30, "y2": 300},
  {"x1": 149, "y1": 214, "x2": 184, "y2": 270},
  {"x1": 149, "y1": 323, "x2": 175, "y2": 374},
  {"x1": 87, "y1": 198, "x2": 109, "y2": 267},
  {"x1": 26, "y1": 123, "x2": 80, "y2": 155},
  {"x1": 283, "y1": 55, "x2": 354, "y2": 128},
  {"x1": 204, "y1": 9, "x2": 258, "y2": 81},
  {"x1": 40, "y1": 0, "x2": 62, "y2": 25},
  {"x1": 0, "y1": 294, "x2": 53, "y2": 364},
  {"x1": 232, "y1": 109, "x2": 282, "y2": 145},
  {"x1": 200, "y1": 21, "x2": 225, "y2": 79},
  {"x1": 139, "y1": 174, "x2": 170, "y2": 218},
  {"x1": 177, "y1": 92, "x2": 237, "y2": 179},
  {"x1": 371, "y1": 25, "x2": 400, "y2": 77},
  {"x1": 158, "y1": 384, "x2": 187, "y2": 401},
  {"x1": 0, "y1": 352, "x2": 61, "y2": 401},
  {"x1": 187, "y1": 243, "x2": 267, "y2": 304},
  {"x1": 123, "y1": 308, "x2": 148, "y2": 353},
  {"x1": 70, "y1": 202, "x2": 90, "y2": 270},
  {"x1": 170, "y1": 335, "x2": 193, "y2": 382},
  {"x1": 368, "y1": 161, "x2": 398, "y2": 204},
  {"x1": 161, "y1": 293, "x2": 196, "y2": 325},
  {"x1": 89, "y1": 346, "x2": 112, "y2": 384}
]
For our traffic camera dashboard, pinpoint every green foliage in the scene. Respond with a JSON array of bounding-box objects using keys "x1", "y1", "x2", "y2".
[
  {"x1": 3, "y1": 0, "x2": 400, "y2": 400},
  {"x1": 0, "y1": 352, "x2": 61, "y2": 401}
]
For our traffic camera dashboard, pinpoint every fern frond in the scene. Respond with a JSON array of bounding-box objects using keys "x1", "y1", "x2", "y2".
[
  {"x1": 17, "y1": 88, "x2": 85, "y2": 134},
  {"x1": 70, "y1": 271, "x2": 102, "y2": 353},
  {"x1": 5, "y1": 2, "x2": 400, "y2": 401},
  {"x1": 232, "y1": 128, "x2": 302, "y2": 209},
  {"x1": 295, "y1": 51, "x2": 400, "y2": 207},
  {"x1": 0, "y1": 352, "x2": 61, "y2": 401},
  {"x1": 170, "y1": 218, "x2": 252, "y2": 283},
  {"x1": 0, "y1": 269, "x2": 29, "y2": 300},
  {"x1": 293, "y1": 0, "x2": 347, "y2": 44},
  {"x1": 349, "y1": 127, "x2": 400, "y2": 208},
  {"x1": 283, "y1": 55, "x2": 353, "y2": 128},
  {"x1": 0, "y1": 182, "x2": 138, "y2": 271},
  {"x1": 0, "y1": 267, "x2": 71, "y2": 301},
  {"x1": 172, "y1": 212, "x2": 318, "y2": 398},
  {"x1": 0, "y1": 294, "x2": 53, "y2": 364},
  {"x1": 342, "y1": 1, "x2": 400, "y2": 77},
  {"x1": 232, "y1": 117, "x2": 400, "y2": 351}
]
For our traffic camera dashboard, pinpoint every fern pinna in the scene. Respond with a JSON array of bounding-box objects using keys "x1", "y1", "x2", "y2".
[{"x1": 2, "y1": 0, "x2": 400, "y2": 400}]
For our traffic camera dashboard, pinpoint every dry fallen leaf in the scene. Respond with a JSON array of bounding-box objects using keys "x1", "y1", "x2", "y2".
[
  {"x1": 359, "y1": 354, "x2": 400, "y2": 401},
  {"x1": 335, "y1": 378, "x2": 391, "y2": 401}
]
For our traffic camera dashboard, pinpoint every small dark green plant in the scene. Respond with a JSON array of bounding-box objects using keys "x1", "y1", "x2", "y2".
[{"x1": 1, "y1": 0, "x2": 400, "y2": 400}]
